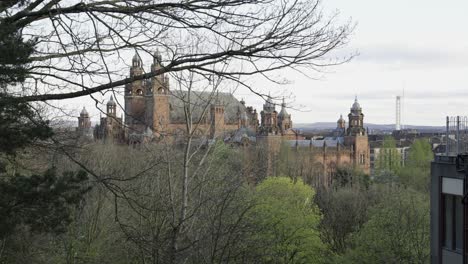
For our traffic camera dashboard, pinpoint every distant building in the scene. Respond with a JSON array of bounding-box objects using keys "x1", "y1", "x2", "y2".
[
  {"x1": 75, "y1": 52, "x2": 371, "y2": 186},
  {"x1": 76, "y1": 107, "x2": 93, "y2": 140},
  {"x1": 369, "y1": 140, "x2": 411, "y2": 175},
  {"x1": 123, "y1": 52, "x2": 260, "y2": 143},
  {"x1": 94, "y1": 96, "x2": 125, "y2": 143},
  {"x1": 257, "y1": 96, "x2": 371, "y2": 182}
]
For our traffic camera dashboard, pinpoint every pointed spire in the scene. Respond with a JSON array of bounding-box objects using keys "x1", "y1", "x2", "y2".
[
  {"x1": 107, "y1": 95, "x2": 116, "y2": 106},
  {"x1": 132, "y1": 52, "x2": 142, "y2": 67}
]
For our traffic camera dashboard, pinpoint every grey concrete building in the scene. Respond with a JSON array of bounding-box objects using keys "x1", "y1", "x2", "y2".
[
  {"x1": 431, "y1": 155, "x2": 466, "y2": 263},
  {"x1": 431, "y1": 116, "x2": 468, "y2": 264}
]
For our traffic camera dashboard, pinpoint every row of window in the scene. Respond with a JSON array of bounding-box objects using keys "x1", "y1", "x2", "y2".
[{"x1": 128, "y1": 87, "x2": 167, "y2": 95}]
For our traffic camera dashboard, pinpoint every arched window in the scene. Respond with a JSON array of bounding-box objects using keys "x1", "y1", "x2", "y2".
[{"x1": 136, "y1": 89, "x2": 143, "y2": 95}]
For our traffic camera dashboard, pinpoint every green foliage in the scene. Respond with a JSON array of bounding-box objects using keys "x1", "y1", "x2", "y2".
[
  {"x1": 0, "y1": 95, "x2": 53, "y2": 155},
  {"x1": 343, "y1": 188, "x2": 430, "y2": 264},
  {"x1": 406, "y1": 139, "x2": 433, "y2": 167},
  {"x1": 375, "y1": 136, "x2": 402, "y2": 175},
  {"x1": 398, "y1": 139, "x2": 433, "y2": 192},
  {"x1": 0, "y1": 7, "x2": 50, "y2": 157},
  {"x1": 0, "y1": 22, "x2": 35, "y2": 87},
  {"x1": 315, "y1": 186, "x2": 379, "y2": 254},
  {"x1": 250, "y1": 177, "x2": 326, "y2": 263},
  {"x1": 333, "y1": 166, "x2": 369, "y2": 189},
  {"x1": 0, "y1": 168, "x2": 90, "y2": 238}
]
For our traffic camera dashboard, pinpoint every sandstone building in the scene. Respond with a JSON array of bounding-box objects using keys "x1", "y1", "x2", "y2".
[{"x1": 77, "y1": 52, "x2": 370, "y2": 184}]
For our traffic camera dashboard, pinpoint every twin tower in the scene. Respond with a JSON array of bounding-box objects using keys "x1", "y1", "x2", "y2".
[{"x1": 125, "y1": 51, "x2": 169, "y2": 137}]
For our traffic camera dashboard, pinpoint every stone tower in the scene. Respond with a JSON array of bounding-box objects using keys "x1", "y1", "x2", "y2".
[
  {"x1": 333, "y1": 114, "x2": 346, "y2": 137},
  {"x1": 344, "y1": 97, "x2": 370, "y2": 174},
  {"x1": 125, "y1": 53, "x2": 147, "y2": 133},
  {"x1": 210, "y1": 96, "x2": 225, "y2": 138},
  {"x1": 337, "y1": 114, "x2": 346, "y2": 129},
  {"x1": 259, "y1": 95, "x2": 278, "y2": 135},
  {"x1": 78, "y1": 107, "x2": 91, "y2": 130},
  {"x1": 77, "y1": 107, "x2": 93, "y2": 139},
  {"x1": 278, "y1": 98, "x2": 292, "y2": 134},
  {"x1": 347, "y1": 96, "x2": 365, "y2": 136},
  {"x1": 151, "y1": 51, "x2": 170, "y2": 136},
  {"x1": 107, "y1": 95, "x2": 117, "y2": 117},
  {"x1": 104, "y1": 96, "x2": 119, "y2": 141},
  {"x1": 237, "y1": 105, "x2": 249, "y2": 128}
]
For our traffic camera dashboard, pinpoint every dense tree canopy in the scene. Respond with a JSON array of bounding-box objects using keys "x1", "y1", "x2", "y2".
[
  {"x1": 343, "y1": 189, "x2": 429, "y2": 264},
  {"x1": 250, "y1": 177, "x2": 326, "y2": 263},
  {"x1": 398, "y1": 139, "x2": 433, "y2": 192}
]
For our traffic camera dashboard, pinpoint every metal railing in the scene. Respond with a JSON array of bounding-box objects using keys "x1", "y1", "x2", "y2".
[{"x1": 446, "y1": 116, "x2": 468, "y2": 155}]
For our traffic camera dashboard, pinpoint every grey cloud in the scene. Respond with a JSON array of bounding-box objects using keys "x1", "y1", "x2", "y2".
[
  {"x1": 314, "y1": 88, "x2": 468, "y2": 101},
  {"x1": 344, "y1": 45, "x2": 468, "y2": 66}
]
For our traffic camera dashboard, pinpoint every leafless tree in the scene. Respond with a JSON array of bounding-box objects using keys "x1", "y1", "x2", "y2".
[
  {"x1": 1, "y1": 1, "x2": 356, "y2": 262},
  {"x1": 2, "y1": 0, "x2": 353, "y2": 103}
]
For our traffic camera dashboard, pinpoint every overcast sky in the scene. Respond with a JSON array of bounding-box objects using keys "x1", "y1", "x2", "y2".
[
  {"x1": 67, "y1": 0, "x2": 468, "y2": 127},
  {"x1": 239, "y1": 0, "x2": 468, "y2": 126}
]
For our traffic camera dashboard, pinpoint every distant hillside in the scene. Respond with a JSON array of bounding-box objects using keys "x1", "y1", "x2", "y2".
[{"x1": 295, "y1": 122, "x2": 445, "y2": 133}]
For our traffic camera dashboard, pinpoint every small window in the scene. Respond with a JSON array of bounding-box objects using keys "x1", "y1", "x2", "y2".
[
  {"x1": 136, "y1": 89, "x2": 143, "y2": 95},
  {"x1": 359, "y1": 154, "x2": 365, "y2": 165}
]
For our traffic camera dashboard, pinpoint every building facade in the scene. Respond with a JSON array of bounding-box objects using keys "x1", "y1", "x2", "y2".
[
  {"x1": 430, "y1": 116, "x2": 468, "y2": 264},
  {"x1": 257, "y1": 96, "x2": 370, "y2": 179},
  {"x1": 94, "y1": 96, "x2": 125, "y2": 143},
  {"x1": 122, "y1": 52, "x2": 260, "y2": 143},
  {"x1": 431, "y1": 154, "x2": 467, "y2": 264},
  {"x1": 77, "y1": 52, "x2": 371, "y2": 185},
  {"x1": 76, "y1": 107, "x2": 93, "y2": 139}
]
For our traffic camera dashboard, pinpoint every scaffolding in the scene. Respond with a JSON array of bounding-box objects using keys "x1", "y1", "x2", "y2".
[{"x1": 446, "y1": 116, "x2": 468, "y2": 155}]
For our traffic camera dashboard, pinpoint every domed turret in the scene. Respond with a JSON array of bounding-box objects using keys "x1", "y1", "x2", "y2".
[
  {"x1": 337, "y1": 114, "x2": 344, "y2": 123},
  {"x1": 77, "y1": 106, "x2": 91, "y2": 131},
  {"x1": 347, "y1": 96, "x2": 365, "y2": 136},
  {"x1": 337, "y1": 114, "x2": 345, "y2": 129},
  {"x1": 263, "y1": 93, "x2": 275, "y2": 113},
  {"x1": 80, "y1": 107, "x2": 89, "y2": 117},
  {"x1": 351, "y1": 96, "x2": 361, "y2": 111},
  {"x1": 132, "y1": 53, "x2": 142, "y2": 67},
  {"x1": 278, "y1": 98, "x2": 289, "y2": 118}
]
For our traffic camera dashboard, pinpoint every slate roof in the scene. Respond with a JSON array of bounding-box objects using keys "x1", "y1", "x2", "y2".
[
  {"x1": 285, "y1": 137, "x2": 344, "y2": 148},
  {"x1": 168, "y1": 90, "x2": 247, "y2": 124},
  {"x1": 230, "y1": 127, "x2": 257, "y2": 143}
]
